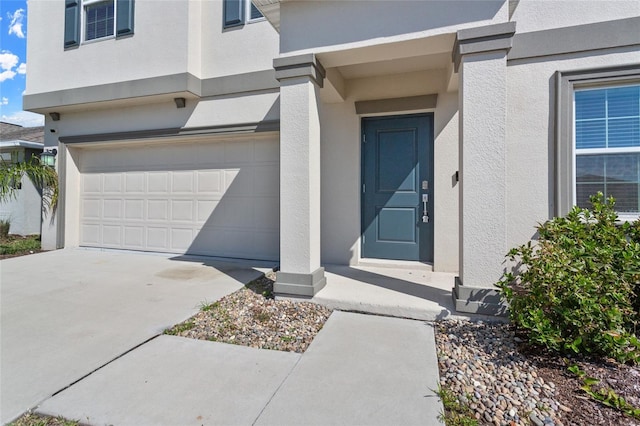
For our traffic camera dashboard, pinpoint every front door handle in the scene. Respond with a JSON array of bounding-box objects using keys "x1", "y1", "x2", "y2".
[{"x1": 422, "y1": 194, "x2": 429, "y2": 223}]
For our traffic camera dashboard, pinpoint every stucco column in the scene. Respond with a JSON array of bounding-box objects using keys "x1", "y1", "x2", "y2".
[
  {"x1": 273, "y1": 54, "x2": 327, "y2": 297},
  {"x1": 452, "y1": 22, "x2": 515, "y2": 315},
  {"x1": 40, "y1": 117, "x2": 61, "y2": 250}
]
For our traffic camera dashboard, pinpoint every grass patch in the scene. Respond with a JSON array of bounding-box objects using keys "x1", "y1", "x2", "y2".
[
  {"x1": 0, "y1": 235, "x2": 40, "y2": 256},
  {"x1": 8, "y1": 413, "x2": 80, "y2": 426},
  {"x1": 164, "y1": 320, "x2": 195, "y2": 335},
  {"x1": 200, "y1": 300, "x2": 219, "y2": 312},
  {"x1": 435, "y1": 385, "x2": 478, "y2": 426}
]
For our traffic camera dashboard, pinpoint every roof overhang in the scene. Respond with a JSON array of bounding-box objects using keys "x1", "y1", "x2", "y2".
[{"x1": 0, "y1": 140, "x2": 44, "y2": 150}]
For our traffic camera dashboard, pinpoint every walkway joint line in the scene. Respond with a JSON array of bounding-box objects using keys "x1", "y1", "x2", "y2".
[
  {"x1": 250, "y1": 347, "x2": 304, "y2": 425},
  {"x1": 50, "y1": 334, "x2": 162, "y2": 398}
]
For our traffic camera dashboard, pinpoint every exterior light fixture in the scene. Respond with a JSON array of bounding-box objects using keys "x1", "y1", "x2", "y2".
[
  {"x1": 174, "y1": 97, "x2": 186, "y2": 108},
  {"x1": 40, "y1": 149, "x2": 58, "y2": 167},
  {"x1": 49, "y1": 112, "x2": 61, "y2": 121}
]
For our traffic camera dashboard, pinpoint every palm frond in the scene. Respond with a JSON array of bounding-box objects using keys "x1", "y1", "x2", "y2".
[{"x1": 0, "y1": 156, "x2": 59, "y2": 218}]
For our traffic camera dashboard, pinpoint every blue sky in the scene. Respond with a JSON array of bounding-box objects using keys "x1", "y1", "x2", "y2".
[{"x1": 0, "y1": 0, "x2": 44, "y2": 127}]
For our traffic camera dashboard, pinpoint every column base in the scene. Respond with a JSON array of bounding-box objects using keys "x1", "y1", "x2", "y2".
[
  {"x1": 274, "y1": 267, "x2": 327, "y2": 298},
  {"x1": 452, "y1": 277, "x2": 508, "y2": 316}
]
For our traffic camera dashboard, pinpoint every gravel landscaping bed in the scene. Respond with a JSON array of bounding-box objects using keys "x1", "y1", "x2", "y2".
[
  {"x1": 163, "y1": 272, "x2": 640, "y2": 426},
  {"x1": 165, "y1": 271, "x2": 332, "y2": 353},
  {"x1": 436, "y1": 319, "x2": 640, "y2": 426}
]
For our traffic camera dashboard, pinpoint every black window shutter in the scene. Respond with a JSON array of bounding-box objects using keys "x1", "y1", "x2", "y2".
[
  {"x1": 64, "y1": 0, "x2": 80, "y2": 48},
  {"x1": 116, "y1": 0, "x2": 135, "y2": 37},
  {"x1": 224, "y1": 0, "x2": 244, "y2": 28}
]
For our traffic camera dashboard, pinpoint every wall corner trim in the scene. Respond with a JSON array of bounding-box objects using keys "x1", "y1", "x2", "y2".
[
  {"x1": 274, "y1": 53, "x2": 326, "y2": 88},
  {"x1": 453, "y1": 21, "x2": 516, "y2": 72},
  {"x1": 509, "y1": 17, "x2": 640, "y2": 61}
]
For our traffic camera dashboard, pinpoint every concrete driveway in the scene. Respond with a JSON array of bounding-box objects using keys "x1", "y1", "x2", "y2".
[{"x1": 0, "y1": 248, "x2": 274, "y2": 424}]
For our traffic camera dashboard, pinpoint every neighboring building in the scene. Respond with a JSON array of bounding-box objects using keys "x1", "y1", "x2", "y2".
[
  {"x1": 23, "y1": 0, "x2": 640, "y2": 313},
  {"x1": 0, "y1": 122, "x2": 45, "y2": 236}
]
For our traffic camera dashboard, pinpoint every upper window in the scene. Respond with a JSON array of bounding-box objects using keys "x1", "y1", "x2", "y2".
[
  {"x1": 64, "y1": 0, "x2": 134, "y2": 49},
  {"x1": 223, "y1": 0, "x2": 263, "y2": 29},
  {"x1": 248, "y1": 1, "x2": 264, "y2": 22},
  {"x1": 574, "y1": 85, "x2": 640, "y2": 216},
  {"x1": 84, "y1": 0, "x2": 115, "y2": 41}
]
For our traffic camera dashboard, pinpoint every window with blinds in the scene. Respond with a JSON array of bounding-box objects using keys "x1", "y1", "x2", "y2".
[
  {"x1": 575, "y1": 85, "x2": 640, "y2": 215},
  {"x1": 64, "y1": 0, "x2": 133, "y2": 48},
  {"x1": 85, "y1": 0, "x2": 114, "y2": 41}
]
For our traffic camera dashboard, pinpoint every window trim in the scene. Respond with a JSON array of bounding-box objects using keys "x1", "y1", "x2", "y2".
[
  {"x1": 224, "y1": 0, "x2": 264, "y2": 29},
  {"x1": 82, "y1": 0, "x2": 116, "y2": 44},
  {"x1": 246, "y1": 0, "x2": 265, "y2": 23},
  {"x1": 64, "y1": 0, "x2": 133, "y2": 48},
  {"x1": 555, "y1": 65, "x2": 640, "y2": 217}
]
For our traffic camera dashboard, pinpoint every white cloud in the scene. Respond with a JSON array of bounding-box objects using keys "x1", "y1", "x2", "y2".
[
  {"x1": 8, "y1": 9, "x2": 25, "y2": 39},
  {"x1": 16, "y1": 63, "x2": 26, "y2": 74},
  {"x1": 1, "y1": 111, "x2": 45, "y2": 127},
  {"x1": 1, "y1": 97, "x2": 8, "y2": 105},
  {"x1": 0, "y1": 52, "x2": 20, "y2": 82},
  {"x1": 0, "y1": 69, "x2": 16, "y2": 82},
  {"x1": 0, "y1": 51, "x2": 18, "y2": 71}
]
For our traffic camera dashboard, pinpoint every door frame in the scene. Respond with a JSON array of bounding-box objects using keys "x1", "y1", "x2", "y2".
[{"x1": 359, "y1": 112, "x2": 435, "y2": 263}]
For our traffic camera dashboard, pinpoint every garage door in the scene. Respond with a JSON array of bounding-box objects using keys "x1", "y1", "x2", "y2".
[{"x1": 78, "y1": 135, "x2": 279, "y2": 261}]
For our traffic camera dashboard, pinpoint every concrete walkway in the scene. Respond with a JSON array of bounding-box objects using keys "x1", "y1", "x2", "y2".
[
  {"x1": 315, "y1": 264, "x2": 458, "y2": 320},
  {"x1": 0, "y1": 249, "x2": 273, "y2": 424},
  {"x1": 2, "y1": 249, "x2": 445, "y2": 425},
  {"x1": 37, "y1": 312, "x2": 443, "y2": 426}
]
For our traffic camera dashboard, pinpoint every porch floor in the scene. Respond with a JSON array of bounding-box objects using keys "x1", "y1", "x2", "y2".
[{"x1": 311, "y1": 264, "x2": 472, "y2": 321}]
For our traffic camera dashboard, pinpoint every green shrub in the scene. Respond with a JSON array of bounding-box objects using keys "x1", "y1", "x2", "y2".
[
  {"x1": 0, "y1": 219, "x2": 9, "y2": 238},
  {"x1": 496, "y1": 193, "x2": 640, "y2": 363}
]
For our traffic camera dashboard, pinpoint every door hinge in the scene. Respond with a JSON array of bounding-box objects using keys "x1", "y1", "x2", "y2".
[
  {"x1": 362, "y1": 235, "x2": 365, "y2": 243},
  {"x1": 362, "y1": 133, "x2": 366, "y2": 143},
  {"x1": 362, "y1": 184, "x2": 365, "y2": 193}
]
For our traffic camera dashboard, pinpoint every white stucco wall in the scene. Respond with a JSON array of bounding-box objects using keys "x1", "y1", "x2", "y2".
[
  {"x1": 200, "y1": 2, "x2": 279, "y2": 78},
  {"x1": 433, "y1": 91, "x2": 459, "y2": 272},
  {"x1": 505, "y1": 47, "x2": 640, "y2": 250},
  {"x1": 511, "y1": 0, "x2": 640, "y2": 33},
  {"x1": 188, "y1": 1, "x2": 203, "y2": 79},
  {"x1": 0, "y1": 175, "x2": 42, "y2": 236},
  {"x1": 279, "y1": 0, "x2": 508, "y2": 55},
  {"x1": 26, "y1": 0, "x2": 190, "y2": 94},
  {"x1": 320, "y1": 101, "x2": 360, "y2": 265},
  {"x1": 25, "y1": 0, "x2": 279, "y2": 95}
]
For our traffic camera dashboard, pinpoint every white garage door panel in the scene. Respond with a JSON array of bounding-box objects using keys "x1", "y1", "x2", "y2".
[{"x1": 79, "y1": 137, "x2": 279, "y2": 261}]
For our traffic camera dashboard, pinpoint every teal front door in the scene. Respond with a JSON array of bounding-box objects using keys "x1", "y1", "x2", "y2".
[{"x1": 361, "y1": 114, "x2": 433, "y2": 262}]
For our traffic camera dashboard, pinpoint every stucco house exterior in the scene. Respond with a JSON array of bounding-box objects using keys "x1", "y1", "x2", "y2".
[
  {"x1": 24, "y1": 0, "x2": 640, "y2": 314},
  {"x1": 0, "y1": 122, "x2": 45, "y2": 236}
]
